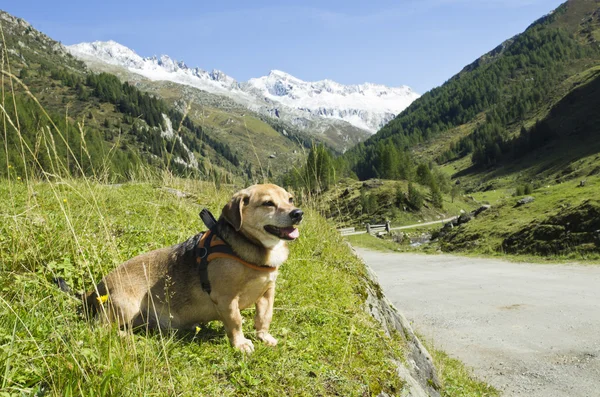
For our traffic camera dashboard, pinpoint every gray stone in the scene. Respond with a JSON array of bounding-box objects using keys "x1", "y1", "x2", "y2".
[
  {"x1": 457, "y1": 213, "x2": 473, "y2": 225},
  {"x1": 516, "y1": 196, "x2": 535, "y2": 207},
  {"x1": 472, "y1": 204, "x2": 491, "y2": 217},
  {"x1": 162, "y1": 187, "x2": 191, "y2": 198},
  {"x1": 347, "y1": 243, "x2": 441, "y2": 397}
]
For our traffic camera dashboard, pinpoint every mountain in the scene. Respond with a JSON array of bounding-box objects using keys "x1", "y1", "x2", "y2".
[
  {"x1": 67, "y1": 41, "x2": 419, "y2": 146},
  {"x1": 343, "y1": 0, "x2": 600, "y2": 189},
  {"x1": 0, "y1": 9, "x2": 292, "y2": 182}
]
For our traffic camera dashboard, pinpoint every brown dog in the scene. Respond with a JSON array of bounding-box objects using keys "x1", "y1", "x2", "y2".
[{"x1": 85, "y1": 184, "x2": 302, "y2": 353}]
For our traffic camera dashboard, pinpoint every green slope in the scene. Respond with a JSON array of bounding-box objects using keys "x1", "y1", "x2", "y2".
[
  {"x1": 344, "y1": 0, "x2": 600, "y2": 186},
  {"x1": 329, "y1": 0, "x2": 600, "y2": 259},
  {"x1": 0, "y1": 10, "x2": 243, "y2": 182}
]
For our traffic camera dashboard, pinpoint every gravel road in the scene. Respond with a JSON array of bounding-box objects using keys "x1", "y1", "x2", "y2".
[{"x1": 355, "y1": 248, "x2": 600, "y2": 397}]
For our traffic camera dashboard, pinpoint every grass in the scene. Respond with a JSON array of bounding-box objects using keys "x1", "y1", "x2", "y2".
[
  {"x1": 0, "y1": 177, "x2": 412, "y2": 396},
  {"x1": 425, "y1": 341, "x2": 499, "y2": 397},
  {"x1": 345, "y1": 234, "x2": 401, "y2": 252}
]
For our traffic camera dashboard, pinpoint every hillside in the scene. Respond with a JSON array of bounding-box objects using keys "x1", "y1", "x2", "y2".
[
  {"x1": 317, "y1": 178, "x2": 477, "y2": 229},
  {"x1": 0, "y1": 10, "x2": 305, "y2": 182},
  {"x1": 344, "y1": 0, "x2": 600, "y2": 189},
  {"x1": 329, "y1": 0, "x2": 600, "y2": 258}
]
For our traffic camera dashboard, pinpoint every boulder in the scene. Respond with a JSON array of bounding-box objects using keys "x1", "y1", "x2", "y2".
[
  {"x1": 516, "y1": 196, "x2": 535, "y2": 207},
  {"x1": 348, "y1": 244, "x2": 441, "y2": 397},
  {"x1": 472, "y1": 204, "x2": 491, "y2": 217},
  {"x1": 457, "y1": 213, "x2": 473, "y2": 225}
]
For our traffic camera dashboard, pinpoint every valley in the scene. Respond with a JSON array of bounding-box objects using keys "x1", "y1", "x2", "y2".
[{"x1": 2, "y1": 0, "x2": 600, "y2": 395}]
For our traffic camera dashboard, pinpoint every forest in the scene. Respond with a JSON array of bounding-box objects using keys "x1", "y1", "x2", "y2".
[{"x1": 343, "y1": 5, "x2": 599, "y2": 179}]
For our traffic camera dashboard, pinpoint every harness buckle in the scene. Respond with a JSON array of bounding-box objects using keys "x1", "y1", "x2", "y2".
[{"x1": 197, "y1": 246, "x2": 208, "y2": 259}]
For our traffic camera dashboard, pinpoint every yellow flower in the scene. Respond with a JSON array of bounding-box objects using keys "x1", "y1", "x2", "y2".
[
  {"x1": 96, "y1": 295, "x2": 109, "y2": 304},
  {"x1": 63, "y1": 198, "x2": 67, "y2": 203},
  {"x1": 8, "y1": 165, "x2": 12, "y2": 169},
  {"x1": 17, "y1": 176, "x2": 21, "y2": 180},
  {"x1": 195, "y1": 325, "x2": 201, "y2": 334}
]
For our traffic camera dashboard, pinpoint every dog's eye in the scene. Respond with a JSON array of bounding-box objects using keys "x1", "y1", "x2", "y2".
[
  {"x1": 262, "y1": 201, "x2": 275, "y2": 207},
  {"x1": 289, "y1": 197, "x2": 294, "y2": 204}
]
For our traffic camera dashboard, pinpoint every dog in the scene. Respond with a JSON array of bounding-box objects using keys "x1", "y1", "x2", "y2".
[{"x1": 84, "y1": 184, "x2": 302, "y2": 353}]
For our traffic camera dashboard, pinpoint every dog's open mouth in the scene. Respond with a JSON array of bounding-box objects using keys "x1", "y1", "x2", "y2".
[{"x1": 264, "y1": 225, "x2": 300, "y2": 240}]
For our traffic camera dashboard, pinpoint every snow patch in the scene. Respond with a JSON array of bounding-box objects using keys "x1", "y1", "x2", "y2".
[
  {"x1": 160, "y1": 114, "x2": 198, "y2": 169},
  {"x1": 68, "y1": 41, "x2": 420, "y2": 133}
]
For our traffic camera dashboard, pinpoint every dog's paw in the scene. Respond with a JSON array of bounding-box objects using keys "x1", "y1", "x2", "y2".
[
  {"x1": 257, "y1": 332, "x2": 278, "y2": 346},
  {"x1": 233, "y1": 337, "x2": 255, "y2": 354}
]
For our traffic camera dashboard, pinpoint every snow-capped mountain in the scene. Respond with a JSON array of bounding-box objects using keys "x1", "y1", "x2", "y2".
[
  {"x1": 246, "y1": 70, "x2": 418, "y2": 132},
  {"x1": 68, "y1": 41, "x2": 420, "y2": 134}
]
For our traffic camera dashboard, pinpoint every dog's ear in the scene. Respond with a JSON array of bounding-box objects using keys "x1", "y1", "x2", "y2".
[{"x1": 222, "y1": 191, "x2": 249, "y2": 231}]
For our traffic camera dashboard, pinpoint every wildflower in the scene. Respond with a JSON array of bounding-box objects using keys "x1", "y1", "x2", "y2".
[
  {"x1": 8, "y1": 165, "x2": 12, "y2": 169},
  {"x1": 96, "y1": 295, "x2": 108, "y2": 304},
  {"x1": 17, "y1": 176, "x2": 21, "y2": 181},
  {"x1": 63, "y1": 198, "x2": 67, "y2": 203}
]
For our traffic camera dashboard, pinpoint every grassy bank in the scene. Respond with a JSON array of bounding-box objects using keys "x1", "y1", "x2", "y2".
[
  {"x1": 347, "y1": 173, "x2": 600, "y2": 263},
  {"x1": 0, "y1": 176, "x2": 409, "y2": 396}
]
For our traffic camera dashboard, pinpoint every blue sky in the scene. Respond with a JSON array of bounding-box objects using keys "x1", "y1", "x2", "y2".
[{"x1": 5, "y1": 0, "x2": 564, "y2": 93}]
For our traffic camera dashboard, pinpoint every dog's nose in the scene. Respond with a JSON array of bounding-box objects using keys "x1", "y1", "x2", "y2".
[{"x1": 289, "y1": 209, "x2": 304, "y2": 222}]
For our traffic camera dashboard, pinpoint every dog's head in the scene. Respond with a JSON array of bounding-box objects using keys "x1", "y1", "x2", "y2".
[{"x1": 221, "y1": 184, "x2": 303, "y2": 248}]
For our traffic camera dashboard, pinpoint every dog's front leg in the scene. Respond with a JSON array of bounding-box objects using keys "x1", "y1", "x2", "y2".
[
  {"x1": 255, "y1": 286, "x2": 277, "y2": 346},
  {"x1": 215, "y1": 296, "x2": 254, "y2": 353}
]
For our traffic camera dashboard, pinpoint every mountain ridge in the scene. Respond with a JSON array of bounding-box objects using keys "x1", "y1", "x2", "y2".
[{"x1": 67, "y1": 40, "x2": 420, "y2": 134}]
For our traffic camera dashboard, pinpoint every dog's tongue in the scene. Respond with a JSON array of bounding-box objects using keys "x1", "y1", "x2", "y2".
[{"x1": 280, "y1": 227, "x2": 299, "y2": 239}]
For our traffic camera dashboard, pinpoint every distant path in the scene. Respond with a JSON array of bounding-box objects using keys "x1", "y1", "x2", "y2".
[
  {"x1": 355, "y1": 248, "x2": 600, "y2": 397},
  {"x1": 342, "y1": 216, "x2": 457, "y2": 236},
  {"x1": 390, "y1": 217, "x2": 457, "y2": 231}
]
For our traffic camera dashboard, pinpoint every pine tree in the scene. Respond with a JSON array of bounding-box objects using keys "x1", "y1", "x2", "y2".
[{"x1": 407, "y1": 183, "x2": 423, "y2": 211}]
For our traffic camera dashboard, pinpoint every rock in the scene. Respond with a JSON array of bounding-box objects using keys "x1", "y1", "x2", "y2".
[
  {"x1": 357, "y1": 254, "x2": 441, "y2": 397},
  {"x1": 516, "y1": 196, "x2": 535, "y2": 207},
  {"x1": 457, "y1": 213, "x2": 473, "y2": 225},
  {"x1": 363, "y1": 179, "x2": 384, "y2": 189},
  {"x1": 472, "y1": 204, "x2": 491, "y2": 217},
  {"x1": 162, "y1": 187, "x2": 191, "y2": 198}
]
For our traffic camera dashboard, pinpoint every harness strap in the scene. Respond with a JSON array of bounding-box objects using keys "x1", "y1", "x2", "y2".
[
  {"x1": 196, "y1": 231, "x2": 213, "y2": 294},
  {"x1": 195, "y1": 221, "x2": 277, "y2": 295}
]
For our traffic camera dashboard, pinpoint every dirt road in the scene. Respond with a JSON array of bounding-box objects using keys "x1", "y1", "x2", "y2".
[{"x1": 355, "y1": 248, "x2": 600, "y2": 397}]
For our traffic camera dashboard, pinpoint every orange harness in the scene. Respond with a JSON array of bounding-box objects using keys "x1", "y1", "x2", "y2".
[{"x1": 195, "y1": 229, "x2": 277, "y2": 294}]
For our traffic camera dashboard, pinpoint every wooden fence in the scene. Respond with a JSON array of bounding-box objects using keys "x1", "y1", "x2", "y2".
[
  {"x1": 366, "y1": 221, "x2": 391, "y2": 235},
  {"x1": 338, "y1": 227, "x2": 356, "y2": 236}
]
